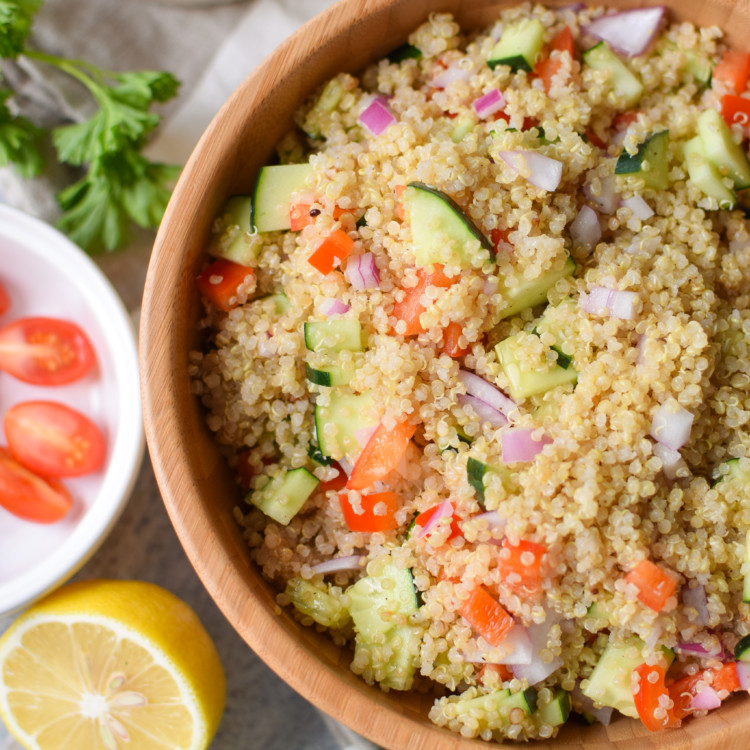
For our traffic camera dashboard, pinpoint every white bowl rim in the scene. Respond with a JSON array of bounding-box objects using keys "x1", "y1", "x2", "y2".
[{"x1": 0, "y1": 204, "x2": 145, "y2": 617}]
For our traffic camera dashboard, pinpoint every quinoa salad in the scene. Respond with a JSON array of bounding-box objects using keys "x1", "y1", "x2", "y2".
[{"x1": 191, "y1": 3, "x2": 750, "y2": 742}]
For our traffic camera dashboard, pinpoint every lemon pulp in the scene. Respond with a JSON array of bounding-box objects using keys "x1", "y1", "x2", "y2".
[{"x1": 0, "y1": 580, "x2": 225, "y2": 750}]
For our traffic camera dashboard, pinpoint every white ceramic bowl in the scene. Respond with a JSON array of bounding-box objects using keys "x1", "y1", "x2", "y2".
[{"x1": 0, "y1": 205, "x2": 144, "y2": 616}]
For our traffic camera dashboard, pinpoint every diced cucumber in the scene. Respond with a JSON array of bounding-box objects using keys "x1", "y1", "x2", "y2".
[
  {"x1": 252, "y1": 162, "x2": 314, "y2": 233},
  {"x1": 535, "y1": 689, "x2": 571, "y2": 728},
  {"x1": 615, "y1": 131, "x2": 670, "y2": 190},
  {"x1": 263, "y1": 292, "x2": 291, "y2": 314},
  {"x1": 466, "y1": 457, "x2": 514, "y2": 508},
  {"x1": 698, "y1": 108, "x2": 750, "y2": 189},
  {"x1": 685, "y1": 51, "x2": 713, "y2": 84},
  {"x1": 488, "y1": 18, "x2": 545, "y2": 73},
  {"x1": 451, "y1": 114, "x2": 476, "y2": 143},
  {"x1": 307, "y1": 442, "x2": 334, "y2": 467},
  {"x1": 250, "y1": 467, "x2": 320, "y2": 525},
  {"x1": 582, "y1": 42, "x2": 643, "y2": 108},
  {"x1": 347, "y1": 558, "x2": 420, "y2": 640},
  {"x1": 303, "y1": 78, "x2": 345, "y2": 139},
  {"x1": 314, "y1": 389, "x2": 378, "y2": 460},
  {"x1": 533, "y1": 299, "x2": 578, "y2": 371},
  {"x1": 404, "y1": 182, "x2": 493, "y2": 268},
  {"x1": 496, "y1": 332, "x2": 578, "y2": 400},
  {"x1": 683, "y1": 136, "x2": 736, "y2": 209},
  {"x1": 212, "y1": 195, "x2": 256, "y2": 265},
  {"x1": 454, "y1": 687, "x2": 537, "y2": 730},
  {"x1": 582, "y1": 638, "x2": 645, "y2": 718},
  {"x1": 388, "y1": 43, "x2": 422, "y2": 63},
  {"x1": 285, "y1": 577, "x2": 351, "y2": 628},
  {"x1": 305, "y1": 362, "x2": 355, "y2": 387},
  {"x1": 497, "y1": 255, "x2": 576, "y2": 319},
  {"x1": 735, "y1": 633, "x2": 750, "y2": 661},
  {"x1": 586, "y1": 598, "x2": 615, "y2": 629},
  {"x1": 304, "y1": 319, "x2": 364, "y2": 352}
]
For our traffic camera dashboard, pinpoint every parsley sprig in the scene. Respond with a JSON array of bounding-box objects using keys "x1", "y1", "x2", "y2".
[{"x1": 0, "y1": 0, "x2": 181, "y2": 252}]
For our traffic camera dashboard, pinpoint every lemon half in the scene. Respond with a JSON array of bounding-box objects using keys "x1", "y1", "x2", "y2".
[{"x1": 0, "y1": 579, "x2": 226, "y2": 750}]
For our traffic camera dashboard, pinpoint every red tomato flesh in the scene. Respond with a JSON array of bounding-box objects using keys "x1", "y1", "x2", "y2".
[
  {"x1": 0, "y1": 317, "x2": 96, "y2": 385},
  {"x1": 0, "y1": 447, "x2": 72, "y2": 523},
  {"x1": 5, "y1": 401, "x2": 106, "y2": 477}
]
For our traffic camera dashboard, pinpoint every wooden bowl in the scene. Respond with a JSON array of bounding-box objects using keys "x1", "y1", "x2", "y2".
[{"x1": 140, "y1": 1, "x2": 750, "y2": 747}]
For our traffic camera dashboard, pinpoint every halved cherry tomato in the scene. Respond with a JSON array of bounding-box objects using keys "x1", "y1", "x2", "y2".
[
  {"x1": 0, "y1": 447, "x2": 72, "y2": 523},
  {"x1": 0, "y1": 282, "x2": 9, "y2": 316},
  {"x1": 5, "y1": 401, "x2": 106, "y2": 478},
  {"x1": 633, "y1": 662, "x2": 680, "y2": 732},
  {"x1": 338, "y1": 490, "x2": 401, "y2": 532},
  {"x1": 0, "y1": 317, "x2": 96, "y2": 386},
  {"x1": 196, "y1": 258, "x2": 255, "y2": 312}
]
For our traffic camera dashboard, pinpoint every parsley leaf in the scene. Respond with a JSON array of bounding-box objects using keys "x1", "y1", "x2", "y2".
[
  {"x1": 0, "y1": 87, "x2": 43, "y2": 176},
  {"x1": 0, "y1": 0, "x2": 41, "y2": 59}
]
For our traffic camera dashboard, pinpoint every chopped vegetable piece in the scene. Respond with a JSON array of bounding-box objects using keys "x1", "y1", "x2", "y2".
[
  {"x1": 488, "y1": 18, "x2": 545, "y2": 72},
  {"x1": 586, "y1": 7, "x2": 665, "y2": 58},
  {"x1": 414, "y1": 502, "x2": 462, "y2": 541},
  {"x1": 458, "y1": 586, "x2": 515, "y2": 646},
  {"x1": 614, "y1": 131, "x2": 669, "y2": 190},
  {"x1": 0, "y1": 282, "x2": 9, "y2": 316},
  {"x1": 534, "y1": 57, "x2": 563, "y2": 93},
  {"x1": 392, "y1": 264, "x2": 458, "y2": 335},
  {"x1": 0, "y1": 447, "x2": 73, "y2": 523},
  {"x1": 550, "y1": 26, "x2": 576, "y2": 57},
  {"x1": 669, "y1": 663, "x2": 740, "y2": 720},
  {"x1": 317, "y1": 468, "x2": 348, "y2": 494},
  {"x1": 196, "y1": 258, "x2": 255, "y2": 312},
  {"x1": 347, "y1": 420, "x2": 416, "y2": 490},
  {"x1": 5, "y1": 401, "x2": 106, "y2": 478},
  {"x1": 358, "y1": 96, "x2": 396, "y2": 136},
  {"x1": 497, "y1": 539, "x2": 548, "y2": 595},
  {"x1": 622, "y1": 559, "x2": 676, "y2": 611},
  {"x1": 442, "y1": 321, "x2": 470, "y2": 357},
  {"x1": 289, "y1": 202, "x2": 347, "y2": 231},
  {"x1": 721, "y1": 94, "x2": 750, "y2": 134},
  {"x1": 712, "y1": 49, "x2": 750, "y2": 94},
  {"x1": 633, "y1": 662, "x2": 679, "y2": 732},
  {"x1": 252, "y1": 163, "x2": 314, "y2": 232},
  {"x1": 338, "y1": 490, "x2": 401, "y2": 532},
  {"x1": 307, "y1": 229, "x2": 354, "y2": 275},
  {"x1": 0, "y1": 317, "x2": 96, "y2": 386}
]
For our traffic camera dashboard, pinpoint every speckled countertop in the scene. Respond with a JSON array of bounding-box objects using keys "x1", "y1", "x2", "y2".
[{"x1": 0, "y1": 0, "x2": 375, "y2": 747}]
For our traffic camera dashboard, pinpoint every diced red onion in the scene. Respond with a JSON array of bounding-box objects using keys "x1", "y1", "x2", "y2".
[
  {"x1": 737, "y1": 662, "x2": 750, "y2": 690},
  {"x1": 358, "y1": 97, "x2": 396, "y2": 136},
  {"x1": 583, "y1": 174, "x2": 619, "y2": 214},
  {"x1": 622, "y1": 194, "x2": 654, "y2": 220},
  {"x1": 432, "y1": 62, "x2": 473, "y2": 88},
  {"x1": 498, "y1": 150, "x2": 563, "y2": 192},
  {"x1": 653, "y1": 441, "x2": 686, "y2": 480},
  {"x1": 418, "y1": 499, "x2": 454, "y2": 538},
  {"x1": 458, "y1": 369, "x2": 517, "y2": 418},
  {"x1": 321, "y1": 298, "x2": 350, "y2": 316},
  {"x1": 675, "y1": 641, "x2": 725, "y2": 659},
  {"x1": 501, "y1": 427, "x2": 552, "y2": 463},
  {"x1": 473, "y1": 89, "x2": 506, "y2": 119},
  {"x1": 691, "y1": 686, "x2": 722, "y2": 711},
  {"x1": 580, "y1": 286, "x2": 638, "y2": 320},
  {"x1": 311, "y1": 555, "x2": 363, "y2": 575},
  {"x1": 457, "y1": 393, "x2": 507, "y2": 429},
  {"x1": 473, "y1": 510, "x2": 506, "y2": 532},
  {"x1": 569, "y1": 204, "x2": 601, "y2": 250},
  {"x1": 650, "y1": 402, "x2": 693, "y2": 451},
  {"x1": 586, "y1": 7, "x2": 665, "y2": 57},
  {"x1": 571, "y1": 683, "x2": 614, "y2": 725},
  {"x1": 345, "y1": 253, "x2": 380, "y2": 290},
  {"x1": 510, "y1": 614, "x2": 564, "y2": 685},
  {"x1": 681, "y1": 583, "x2": 709, "y2": 627}
]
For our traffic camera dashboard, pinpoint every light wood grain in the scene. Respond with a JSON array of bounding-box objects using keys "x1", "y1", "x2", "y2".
[{"x1": 140, "y1": 1, "x2": 750, "y2": 747}]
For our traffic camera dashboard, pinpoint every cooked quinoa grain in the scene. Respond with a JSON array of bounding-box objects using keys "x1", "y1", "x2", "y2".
[{"x1": 195, "y1": 4, "x2": 750, "y2": 741}]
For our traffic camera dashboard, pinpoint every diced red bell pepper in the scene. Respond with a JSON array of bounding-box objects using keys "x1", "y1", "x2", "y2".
[
  {"x1": 721, "y1": 94, "x2": 750, "y2": 134},
  {"x1": 307, "y1": 229, "x2": 354, "y2": 275},
  {"x1": 196, "y1": 258, "x2": 255, "y2": 312},
  {"x1": 622, "y1": 559, "x2": 676, "y2": 612},
  {"x1": 496, "y1": 539, "x2": 548, "y2": 595},
  {"x1": 290, "y1": 203, "x2": 349, "y2": 231},
  {"x1": 713, "y1": 49, "x2": 750, "y2": 94},
  {"x1": 392, "y1": 264, "x2": 459, "y2": 336},
  {"x1": 633, "y1": 662, "x2": 680, "y2": 732},
  {"x1": 549, "y1": 26, "x2": 576, "y2": 58},
  {"x1": 458, "y1": 586, "x2": 515, "y2": 646},
  {"x1": 413, "y1": 502, "x2": 463, "y2": 540},
  {"x1": 338, "y1": 490, "x2": 401, "y2": 532},
  {"x1": 668, "y1": 662, "x2": 740, "y2": 721},
  {"x1": 441, "y1": 321, "x2": 470, "y2": 358},
  {"x1": 346, "y1": 420, "x2": 417, "y2": 490}
]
